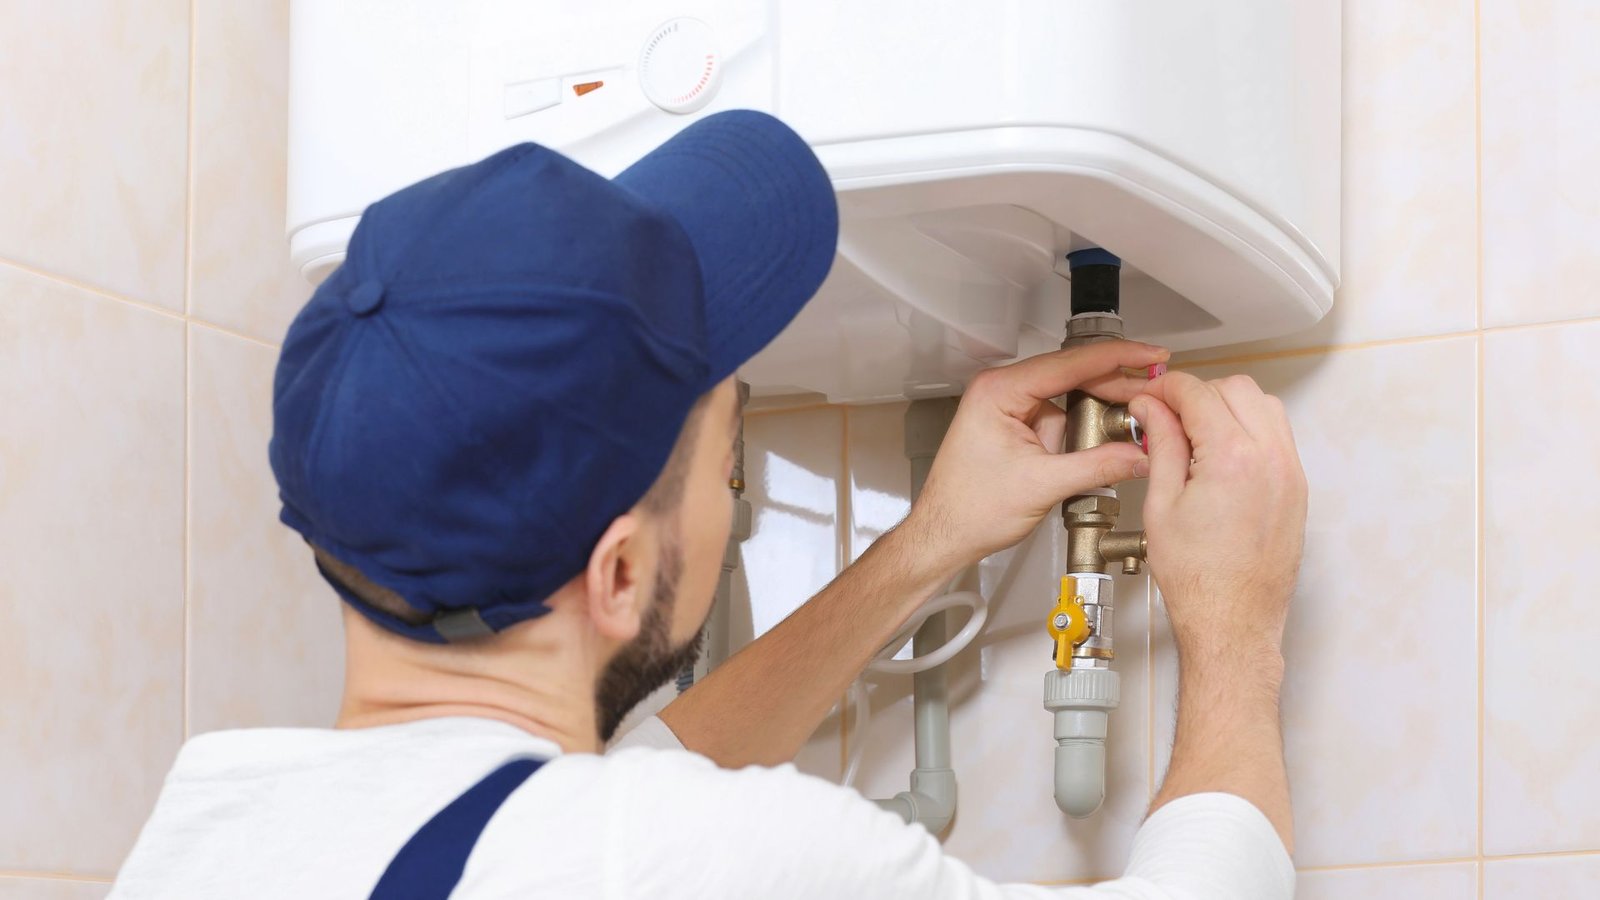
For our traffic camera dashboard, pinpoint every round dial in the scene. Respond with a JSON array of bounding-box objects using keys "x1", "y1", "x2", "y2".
[{"x1": 638, "y1": 18, "x2": 722, "y2": 114}]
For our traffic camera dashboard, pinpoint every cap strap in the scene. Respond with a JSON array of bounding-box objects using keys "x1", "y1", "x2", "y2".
[{"x1": 433, "y1": 608, "x2": 494, "y2": 642}]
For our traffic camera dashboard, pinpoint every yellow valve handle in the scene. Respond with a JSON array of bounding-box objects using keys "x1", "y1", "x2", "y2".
[{"x1": 1047, "y1": 575, "x2": 1091, "y2": 670}]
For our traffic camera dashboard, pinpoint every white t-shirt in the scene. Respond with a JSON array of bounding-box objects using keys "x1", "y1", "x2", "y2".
[{"x1": 110, "y1": 716, "x2": 1293, "y2": 899}]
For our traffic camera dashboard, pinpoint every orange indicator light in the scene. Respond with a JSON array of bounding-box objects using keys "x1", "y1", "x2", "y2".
[{"x1": 573, "y1": 80, "x2": 604, "y2": 96}]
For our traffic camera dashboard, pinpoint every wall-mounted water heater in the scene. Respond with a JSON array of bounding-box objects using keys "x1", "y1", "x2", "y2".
[{"x1": 288, "y1": 0, "x2": 1339, "y2": 402}]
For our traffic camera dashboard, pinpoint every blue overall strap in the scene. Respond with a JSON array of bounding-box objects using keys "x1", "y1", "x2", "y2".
[{"x1": 369, "y1": 757, "x2": 545, "y2": 900}]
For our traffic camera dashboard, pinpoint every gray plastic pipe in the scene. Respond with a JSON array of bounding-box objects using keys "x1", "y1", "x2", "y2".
[{"x1": 870, "y1": 398, "x2": 960, "y2": 834}]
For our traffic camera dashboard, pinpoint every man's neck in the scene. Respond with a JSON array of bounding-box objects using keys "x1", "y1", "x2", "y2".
[{"x1": 336, "y1": 605, "x2": 607, "y2": 754}]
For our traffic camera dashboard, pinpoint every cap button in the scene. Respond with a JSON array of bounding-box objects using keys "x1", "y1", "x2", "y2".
[{"x1": 345, "y1": 280, "x2": 386, "y2": 317}]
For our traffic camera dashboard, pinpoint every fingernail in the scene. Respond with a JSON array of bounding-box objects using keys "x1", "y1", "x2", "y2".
[
  {"x1": 1147, "y1": 363, "x2": 1168, "y2": 379},
  {"x1": 1133, "y1": 458, "x2": 1150, "y2": 478}
]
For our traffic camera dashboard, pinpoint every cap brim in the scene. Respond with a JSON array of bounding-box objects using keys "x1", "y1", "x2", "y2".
[{"x1": 613, "y1": 110, "x2": 839, "y2": 384}]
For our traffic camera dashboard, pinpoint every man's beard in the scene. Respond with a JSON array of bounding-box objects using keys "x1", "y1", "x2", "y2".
[{"x1": 594, "y1": 535, "x2": 707, "y2": 743}]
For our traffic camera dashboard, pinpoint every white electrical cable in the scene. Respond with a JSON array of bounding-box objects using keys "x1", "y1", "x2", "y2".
[
  {"x1": 840, "y1": 589, "x2": 989, "y2": 787},
  {"x1": 867, "y1": 591, "x2": 988, "y2": 675},
  {"x1": 842, "y1": 679, "x2": 871, "y2": 787}
]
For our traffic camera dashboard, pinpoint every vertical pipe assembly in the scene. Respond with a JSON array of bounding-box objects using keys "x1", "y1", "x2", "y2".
[
  {"x1": 871, "y1": 397, "x2": 960, "y2": 833},
  {"x1": 1046, "y1": 249, "x2": 1148, "y2": 818}
]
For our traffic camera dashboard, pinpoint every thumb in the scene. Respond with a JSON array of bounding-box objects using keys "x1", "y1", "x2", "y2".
[{"x1": 1036, "y1": 441, "x2": 1146, "y2": 502}]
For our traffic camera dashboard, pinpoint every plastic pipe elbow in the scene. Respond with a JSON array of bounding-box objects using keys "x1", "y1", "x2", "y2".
[
  {"x1": 1043, "y1": 668, "x2": 1120, "y2": 819},
  {"x1": 908, "y1": 767, "x2": 957, "y2": 834},
  {"x1": 871, "y1": 769, "x2": 957, "y2": 833}
]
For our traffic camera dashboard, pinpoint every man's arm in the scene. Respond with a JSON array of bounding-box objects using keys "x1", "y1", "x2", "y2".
[
  {"x1": 658, "y1": 522, "x2": 951, "y2": 767},
  {"x1": 659, "y1": 340, "x2": 1171, "y2": 767},
  {"x1": 1133, "y1": 372, "x2": 1307, "y2": 851}
]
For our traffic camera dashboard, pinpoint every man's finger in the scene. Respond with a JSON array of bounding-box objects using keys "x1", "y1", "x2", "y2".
[
  {"x1": 1140, "y1": 371, "x2": 1245, "y2": 453},
  {"x1": 1034, "y1": 441, "x2": 1147, "y2": 503},
  {"x1": 1211, "y1": 374, "x2": 1280, "y2": 442},
  {"x1": 981, "y1": 341, "x2": 1169, "y2": 416},
  {"x1": 1129, "y1": 394, "x2": 1190, "y2": 513},
  {"x1": 1078, "y1": 369, "x2": 1155, "y2": 404}
]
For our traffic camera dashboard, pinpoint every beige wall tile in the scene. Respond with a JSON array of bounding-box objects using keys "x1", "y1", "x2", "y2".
[
  {"x1": 741, "y1": 409, "x2": 846, "y2": 642},
  {"x1": 1481, "y1": 1, "x2": 1600, "y2": 328},
  {"x1": 846, "y1": 402, "x2": 912, "y2": 561},
  {"x1": 0, "y1": 878, "x2": 110, "y2": 900},
  {"x1": 845, "y1": 402, "x2": 1152, "y2": 882},
  {"x1": 1484, "y1": 321, "x2": 1600, "y2": 854},
  {"x1": 0, "y1": 266, "x2": 184, "y2": 874},
  {"x1": 737, "y1": 408, "x2": 848, "y2": 779},
  {"x1": 1484, "y1": 854, "x2": 1600, "y2": 899},
  {"x1": 0, "y1": 1, "x2": 188, "y2": 308},
  {"x1": 1298, "y1": 862, "x2": 1477, "y2": 899},
  {"x1": 1157, "y1": 339, "x2": 1479, "y2": 866},
  {"x1": 187, "y1": 326, "x2": 343, "y2": 734},
  {"x1": 1181, "y1": 0, "x2": 1477, "y2": 362},
  {"x1": 189, "y1": 0, "x2": 313, "y2": 342}
]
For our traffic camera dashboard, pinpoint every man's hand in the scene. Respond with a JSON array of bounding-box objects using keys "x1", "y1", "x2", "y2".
[
  {"x1": 1130, "y1": 372, "x2": 1307, "y2": 658},
  {"x1": 902, "y1": 340, "x2": 1171, "y2": 569},
  {"x1": 1134, "y1": 370, "x2": 1307, "y2": 852}
]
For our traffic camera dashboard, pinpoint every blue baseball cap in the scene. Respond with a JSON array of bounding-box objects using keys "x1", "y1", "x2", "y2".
[{"x1": 269, "y1": 110, "x2": 838, "y2": 643}]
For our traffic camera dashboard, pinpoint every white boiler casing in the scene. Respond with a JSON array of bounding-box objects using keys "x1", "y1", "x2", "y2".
[{"x1": 289, "y1": 0, "x2": 1339, "y2": 402}]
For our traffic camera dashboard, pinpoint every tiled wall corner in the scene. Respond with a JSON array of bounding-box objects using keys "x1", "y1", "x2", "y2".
[{"x1": 0, "y1": 268, "x2": 185, "y2": 875}]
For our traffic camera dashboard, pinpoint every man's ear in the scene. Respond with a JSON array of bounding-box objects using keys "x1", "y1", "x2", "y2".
[{"x1": 584, "y1": 513, "x2": 649, "y2": 643}]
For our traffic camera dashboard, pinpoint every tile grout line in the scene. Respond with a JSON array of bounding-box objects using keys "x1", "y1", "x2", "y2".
[
  {"x1": 184, "y1": 325, "x2": 194, "y2": 742},
  {"x1": 181, "y1": 0, "x2": 199, "y2": 745},
  {"x1": 0, "y1": 257, "x2": 284, "y2": 352},
  {"x1": 188, "y1": 316, "x2": 282, "y2": 351},
  {"x1": 0, "y1": 870, "x2": 115, "y2": 884},
  {"x1": 1476, "y1": 331, "x2": 1488, "y2": 884},
  {"x1": 1174, "y1": 330, "x2": 1474, "y2": 370},
  {"x1": 7, "y1": 248, "x2": 1600, "y2": 373},
  {"x1": 1174, "y1": 313, "x2": 1600, "y2": 370},
  {"x1": 0, "y1": 258, "x2": 185, "y2": 322},
  {"x1": 1484, "y1": 847, "x2": 1600, "y2": 863},
  {"x1": 1293, "y1": 846, "x2": 1600, "y2": 876},
  {"x1": 837, "y1": 406, "x2": 853, "y2": 777},
  {"x1": 1472, "y1": 329, "x2": 1484, "y2": 890},
  {"x1": 745, "y1": 401, "x2": 839, "y2": 419},
  {"x1": 1474, "y1": 0, "x2": 1485, "y2": 338},
  {"x1": 1296, "y1": 856, "x2": 1480, "y2": 874},
  {"x1": 1473, "y1": 0, "x2": 1486, "y2": 892},
  {"x1": 184, "y1": 0, "x2": 198, "y2": 319}
]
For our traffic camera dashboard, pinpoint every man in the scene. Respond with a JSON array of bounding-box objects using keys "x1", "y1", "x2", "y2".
[{"x1": 112, "y1": 111, "x2": 1306, "y2": 898}]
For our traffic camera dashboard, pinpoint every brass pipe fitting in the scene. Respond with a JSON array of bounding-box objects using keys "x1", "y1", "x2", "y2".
[
  {"x1": 1057, "y1": 309, "x2": 1149, "y2": 665},
  {"x1": 1099, "y1": 530, "x2": 1148, "y2": 576}
]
